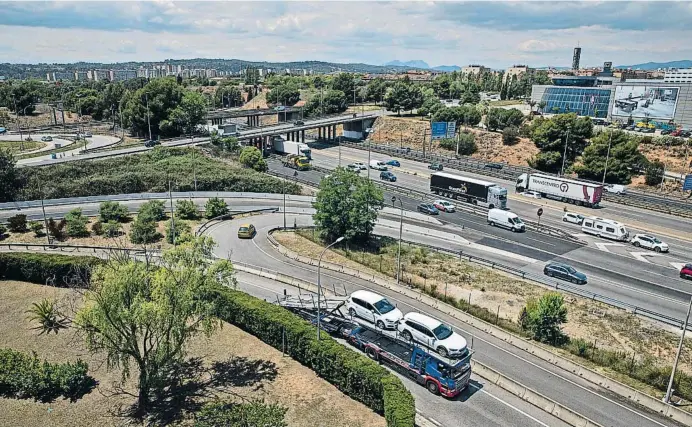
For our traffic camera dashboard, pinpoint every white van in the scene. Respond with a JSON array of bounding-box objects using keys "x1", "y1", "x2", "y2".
[
  {"x1": 347, "y1": 290, "x2": 402, "y2": 329},
  {"x1": 487, "y1": 208, "x2": 525, "y2": 232},
  {"x1": 369, "y1": 160, "x2": 387, "y2": 171},
  {"x1": 581, "y1": 216, "x2": 629, "y2": 241}
]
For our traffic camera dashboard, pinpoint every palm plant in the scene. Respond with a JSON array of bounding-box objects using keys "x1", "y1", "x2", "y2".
[{"x1": 26, "y1": 298, "x2": 69, "y2": 335}]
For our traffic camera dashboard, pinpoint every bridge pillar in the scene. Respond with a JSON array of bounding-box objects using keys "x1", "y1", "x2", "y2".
[
  {"x1": 332, "y1": 125, "x2": 337, "y2": 142},
  {"x1": 301, "y1": 130, "x2": 305, "y2": 142},
  {"x1": 317, "y1": 127, "x2": 321, "y2": 140}
]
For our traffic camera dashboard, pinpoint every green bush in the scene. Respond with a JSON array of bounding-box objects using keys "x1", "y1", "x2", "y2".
[
  {"x1": 130, "y1": 217, "x2": 161, "y2": 244},
  {"x1": 205, "y1": 197, "x2": 229, "y2": 219},
  {"x1": 176, "y1": 199, "x2": 199, "y2": 220},
  {"x1": 64, "y1": 208, "x2": 90, "y2": 238},
  {"x1": 29, "y1": 221, "x2": 44, "y2": 237},
  {"x1": 0, "y1": 348, "x2": 95, "y2": 401},
  {"x1": 0, "y1": 224, "x2": 6, "y2": 238},
  {"x1": 7, "y1": 214, "x2": 28, "y2": 233},
  {"x1": 166, "y1": 218, "x2": 192, "y2": 244},
  {"x1": 91, "y1": 221, "x2": 104, "y2": 236},
  {"x1": 46, "y1": 218, "x2": 66, "y2": 241},
  {"x1": 645, "y1": 160, "x2": 664, "y2": 186},
  {"x1": 99, "y1": 201, "x2": 129, "y2": 223},
  {"x1": 210, "y1": 286, "x2": 415, "y2": 427},
  {"x1": 502, "y1": 126, "x2": 519, "y2": 146},
  {"x1": 239, "y1": 146, "x2": 268, "y2": 172},
  {"x1": 103, "y1": 220, "x2": 123, "y2": 238},
  {"x1": 0, "y1": 253, "x2": 102, "y2": 286},
  {"x1": 195, "y1": 400, "x2": 288, "y2": 427},
  {"x1": 138, "y1": 200, "x2": 167, "y2": 222}
]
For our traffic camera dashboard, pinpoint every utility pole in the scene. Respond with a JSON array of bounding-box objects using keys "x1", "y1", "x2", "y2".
[
  {"x1": 39, "y1": 184, "x2": 50, "y2": 245},
  {"x1": 146, "y1": 93, "x2": 152, "y2": 141},
  {"x1": 192, "y1": 150, "x2": 198, "y2": 191},
  {"x1": 664, "y1": 295, "x2": 692, "y2": 404},
  {"x1": 283, "y1": 179, "x2": 287, "y2": 229},
  {"x1": 560, "y1": 128, "x2": 571, "y2": 176},
  {"x1": 602, "y1": 130, "x2": 613, "y2": 185},
  {"x1": 13, "y1": 98, "x2": 23, "y2": 144},
  {"x1": 393, "y1": 197, "x2": 404, "y2": 284},
  {"x1": 317, "y1": 236, "x2": 344, "y2": 340},
  {"x1": 168, "y1": 180, "x2": 176, "y2": 246}
]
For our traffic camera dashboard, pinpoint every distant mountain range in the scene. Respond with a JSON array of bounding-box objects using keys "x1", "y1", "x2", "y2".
[
  {"x1": 384, "y1": 60, "x2": 461, "y2": 72},
  {"x1": 614, "y1": 60, "x2": 692, "y2": 70}
]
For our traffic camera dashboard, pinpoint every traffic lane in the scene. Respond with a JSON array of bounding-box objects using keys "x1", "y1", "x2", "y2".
[{"x1": 209, "y1": 214, "x2": 677, "y2": 427}]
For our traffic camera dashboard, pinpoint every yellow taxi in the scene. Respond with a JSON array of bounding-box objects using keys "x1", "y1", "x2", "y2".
[{"x1": 237, "y1": 223, "x2": 256, "y2": 239}]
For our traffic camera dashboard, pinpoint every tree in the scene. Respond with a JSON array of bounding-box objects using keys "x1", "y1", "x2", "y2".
[
  {"x1": 528, "y1": 113, "x2": 593, "y2": 173},
  {"x1": 486, "y1": 108, "x2": 524, "y2": 131},
  {"x1": 645, "y1": 160, "x2": 665, "y2": 186},
  {"x1": 47, "y1": 217, "x2": 66, "y2": 241},
  {"x1": 313, "y1": 167, "x2": 384, "y2": 242},
  {"x1": 99, "y1": 201, "x2": 129, "y2": 223},
  {"x1": 64, "y1": 208, "x2": 90, "y2": 237},
  {"x1": 384, "y1": 82, "x2": 423, "y2": 115},
  {"x1": 460, "y1": 90, "x2": 480, "y2": 105},
  {"x1": 538, "y1": 101, "x2": 547, "y2": 113},
  {"x1": 121, "y1": 78, "x2": 185, "y2": 138},
  {"x1": 502, "y1": 126, "x2": 520, "y2": 146},
  {"x1": 195, "y1": 400, "x2": 288, "y2": 427},
  {"x1": 176, "y1": 199, "x2": 199, "y2": 220},
  {"x1": 129, "y1": 216, "x2": 161, "y2": 244},
  {"x1": 417, "y1": 97, "x2": 443, "y2": 117},
  {"x1": 166, "y1": 217, "x2": 192, "y2": 245},
  {"x1": 266, "y1": 85, "x2": 300, "y2": 106},
  {"x1": 0, "y1": 149, "x2": 20, "y2": 203},
  {"x1": 7, "y1": 214, "x2": 28, "y2": 233},
  {"x1": 365, "y1": 77, "x2": 388, "y2": 103},
  {"x1": 103, "y1": 220, "x2": 123, "y2": 238},
  {"x1": 331, "y1": 73, "x2": 356, "y2": 98},
  {"x1": 214, "y1": 85, "x2": 243, "y2": 108},
  {"x1": 239, "y1": 146, "x2": 268, "y2": 172},
  {"x1": 574, "y1": 131, "x2": 645, "y2": 184},
  {"x1": 0, "y1": 223, "x2": 6, "y2": 238},
  {"x1": 304, "y1": 89, "x2": 347, "y2": 117},
  {"x1": 205, "y1": 197, "x2": 229, "y2": 219},
  {"x1": 519, "y1": 292, "x2": 568, "y2": 345},
  {"x1": 29, "y1": 220, "x2": 44, "y2": 237},
  {"x1": 73, "y1": 237, "x2": 234, "y2": 415},
  {"x1": 438, "y1": 132, "x2": 477, "y2": 155},
  {"x1": 164, "y1": 91, "x2": 207, "y2": 136},
  {"x1": 138, "y1": 200, "x2": 167, "y2": 222}
]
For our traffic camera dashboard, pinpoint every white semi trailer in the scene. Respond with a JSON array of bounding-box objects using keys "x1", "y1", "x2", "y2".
[
  {"x1": 272, "y1": 136, "x2": 311, "y2": 159},
  {"x1": 516, "y1": 173, "x2": 603, "y2": 207}
]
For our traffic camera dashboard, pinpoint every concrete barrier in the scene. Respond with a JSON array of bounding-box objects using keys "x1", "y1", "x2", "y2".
[{"x1": 267, "y1": 230, "x2": 692, "y2": 426}]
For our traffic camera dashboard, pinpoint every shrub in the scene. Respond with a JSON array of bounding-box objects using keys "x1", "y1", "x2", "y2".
[
  {"x1": 205, "y1": 197, "x2": 229, "y2": 219},
  {"x1": 0, "y1": 224, "x2": 6, "y2": 239},
  {"x1": 210, "y1": 286, "x2": 415, "y2": 427},
  {"x1": 8, "y1": 214, "x2": 28, "y2": 233},
  {"x1": 138, "y1": 200, "x2": 167, "y2": 222},
  {"x1": 130, "y1": 218, "x2": 161, "y2": 244},
  {"x1": 519, "y1": 292, "x2": 568, "y2": 345},
  {"x1": 103, "y1": 220, "x2": 123, "y2": 238},
  {"x1": 46, "y1": 218, "x2": 66, "y2": 241},
  {"x1": 99, "y1": 201, "x2": 129, "y2": 223},
  {"x1": 91, "y1": 221, "x2": 103, "y2": 236},
  {"x1": 0, "y1": 253, "x2": 101, "y2": 286},
  {"x1": 195, "y1": 400, "x2": 288, "y2": 427},
  {"x1": 176, "y1": 199, "x2": 199, "y2": 220},
  {"x1": 166, "y1": 218, "x2": 192, "y2": 244},
  {"x1": 502, "y1": 126, "x2": 519, "y2": 146},
  {"x1": 29, "y1": 221, "x2": 44, "y2": 237},
  {"x1": 64, "y1": 208, "x2": 90, "y2": 238},
  {"x1": 239, "y1": 146, "x2": 268, "y2": 172},
  {"x1": 645, "y1": 160, "x2": 664, "y2": 186},
  {"x1": 0, "y1": 348, "x2": 95, "y2": 401},
  {"x1": 438, "y1": 132, "x2": 477, "y2": 155}
]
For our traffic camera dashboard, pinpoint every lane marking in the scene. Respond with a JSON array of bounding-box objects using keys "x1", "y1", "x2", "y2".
[
  {"x1": 470, "y1": 383, "x2": 552, "y2": 427},
  {"x1": 594, "y1": 242, "x2": 624, "y2": 252},
  {"x1": 671, "y1": 262, "x2": 686, "y2": 271},
  {"x1": 630, "y1": 252, "x2": 653, "y2": 263}
]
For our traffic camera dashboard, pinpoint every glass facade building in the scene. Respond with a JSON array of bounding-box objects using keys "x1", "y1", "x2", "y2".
[{"x1": 540, "y1": 87, "x2": 611, "y2": 118}]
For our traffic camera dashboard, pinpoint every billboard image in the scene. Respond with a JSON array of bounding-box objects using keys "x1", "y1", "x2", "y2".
[{"x1": 611, "y1": 85, "x2": 679, "y2": 120}]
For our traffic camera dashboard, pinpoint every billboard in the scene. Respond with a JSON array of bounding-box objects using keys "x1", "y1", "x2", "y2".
[
  {"x1": 611, "y1": 85, "x2": 680, "y2": 120},
  {"x1": 431, "y1": 122, "x2": 447, "y2": 140}
]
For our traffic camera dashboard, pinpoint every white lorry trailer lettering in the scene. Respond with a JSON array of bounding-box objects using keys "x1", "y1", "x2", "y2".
[{"x1": 516, "y1": 173, "x2": 602, "y2": 207}]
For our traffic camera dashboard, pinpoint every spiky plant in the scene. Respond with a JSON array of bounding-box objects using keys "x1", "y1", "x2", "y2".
[{"x1": 26, "y1": 298, "x2": 69, "y2": 335}]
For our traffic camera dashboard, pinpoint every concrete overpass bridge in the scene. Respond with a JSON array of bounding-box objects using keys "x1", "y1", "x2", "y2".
[{"x1": 206, "y1": 107, "x2": 303, "y2": 127}]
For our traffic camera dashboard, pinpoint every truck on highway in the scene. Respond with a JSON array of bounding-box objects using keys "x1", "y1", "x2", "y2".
[
  {"x1": 516, "y1": 173, "x2": 603, "y2": 207},
  {"x1": 430, "y1": 172, "x2": 508, "y2": 209},
  {"x1": 283, "y1": 154, "x2": 311, "y2": 171},
  {"x1": 272, "y1": 136, "x2": 312, "y2": 159}
]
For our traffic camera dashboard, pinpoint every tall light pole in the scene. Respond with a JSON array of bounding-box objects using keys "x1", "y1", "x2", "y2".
[
  {"x1": 392, "y1": 196, "x2": 404, "y2": 284},
  {"x1": 282, "y1": 179, "x2": 287, "y2": 229},
  {"x1": 145, "y1": 93, "x2": 152, "y2": 141},
  {"x1": 664, "y1": 295, "x2": 692, "y2": 404},
  {"x1": 560, "y1": 127, "x2": 571, "y2": 176},
  {"x1": 602, "y1": 129, "x2": 613, "y2": 185},
  {"x1": 317, "y1": 236, "x2": 344, "y2": 340}
]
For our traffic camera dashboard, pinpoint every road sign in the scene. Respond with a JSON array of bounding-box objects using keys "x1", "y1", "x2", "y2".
[
  {"x1": 684, "y1": 174, "x2": 692, "y2": 191},
  {"x1": 537, "y1": 208, "x2": 543, "y2": 217},
  {"x1": 446, "y1": 121, "x2": 456, "y2": 139},
  {"x1": 431, "y1": 122, "x2": 447, "y2": 140}
]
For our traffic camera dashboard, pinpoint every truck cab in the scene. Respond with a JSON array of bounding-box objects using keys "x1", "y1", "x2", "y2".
[
  {"x1": 515, "y1": 173, "x2": 529, "y2": 192},
  {"x1": 488, "y1": 186, "x2": 508, "y2": 210}
]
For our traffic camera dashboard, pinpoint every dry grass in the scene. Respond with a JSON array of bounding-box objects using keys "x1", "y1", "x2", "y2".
[
  {"x1": 639, "y1": 143, "x2": 691, "y2": 174},
  {"x1": 273, "y1": 230, "x2": 692, "y2": 376},
  {"x1": 468, "y1": 129, "x2": 539, "y2": 166},
  {"x1": 0, "y1": 140, "x2": 46, "y2": 154},
  {"x1": 0, "y1": 280, "x2": 385, "y2": 427}
]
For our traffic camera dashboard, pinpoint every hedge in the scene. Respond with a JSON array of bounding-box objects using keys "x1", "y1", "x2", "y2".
[
  {"x1": 0, "y1": 253, "x2": 103, "y2": 287},
  {"x1": 210, "y1": 286, "x2": 415, "y2": 427},
  {"x1": 0, "y1": 348, "x2": 95, "y2": 401}
]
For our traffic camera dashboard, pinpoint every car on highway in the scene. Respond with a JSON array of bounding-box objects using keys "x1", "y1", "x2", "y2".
[
  {"x1": 543, "y1": 262, "x2": 587, "y2": 284},
  {"x1": 432, "y1": 200, "x2": 455, "y2": 212},
  {"x1": 274, "y1": 106, "x2": 286, "y2": 111},
  {"x1": 397, "y1": 312, "x2": 467, "y2": 358},
  {"x1": 484, "y1": 162, "x2": 503, "y2": 170},
  {"x1": 604, "y1": 184, "x2": 626, "y2": 194},
  {"x1": 680, "y1": 264, "x2": 692, "y2": 280},
  {"x1": 41, "y1": 136, "x2": 53, "y2": 142},
  {"x1": 82, "y1": 132, "x2": 93, "y2": 138},
  {"x1": 386, "y1": 159, "x2": 400, "y2": 167},
  {"x1": 144, "y1": 139, "x2": 160, "y2": 148},
  {"x1": 346, "y1": 164, "x2": 361, "y2": 173},
  {"x1": 520, "y1": 190, "x2": 542, "y2": 199},
  {"x1": 379, "y1": 171, "x2": 397, "y2": 182},
  {"x1": 630, "y1": 234, "x2": 669, "y2": 253},
  {"x1": 428, "y1": 162, "x2": 443, "y2": 171},
  {"x1": 347, "y1": 290, "x2": 402, "y2": 330},
  {"x1": 294, "y1": 120, "x2": 305, "y2": 126},
  {"x1": 562, "y1": 212, "x2": 585, "y2": 225},
  {"x1": 351, "y1": 162, "x2": 367, "y2": 170},
  {"x1": 237, "y1": 223, "x2": 256, "y2": 239},
  {"x1": 417, "y1": 203, "x2": 439, "y2": 215},
  {"x1": 369, "y1": 160, "x2": 388, "y2": 170}
]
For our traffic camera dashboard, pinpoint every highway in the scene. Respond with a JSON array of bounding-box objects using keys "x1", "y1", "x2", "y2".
[{"x1": 16, "y1": 134, "x2": 120, "y2": 165}]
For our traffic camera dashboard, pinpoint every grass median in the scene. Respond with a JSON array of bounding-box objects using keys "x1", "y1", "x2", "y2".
[{"x1": 274, "y1": 228, "x2": 692, "y2": 405}]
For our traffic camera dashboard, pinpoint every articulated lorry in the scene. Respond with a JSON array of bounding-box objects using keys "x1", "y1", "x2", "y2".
[
  {"x1": 283, "y1": 154, "x2": 311, "y2": 171},
  {"x1": 273, "y1": 136, "x2": 312, "y2": 159},
  {"x1": 430, "y1": 172, "x2": 507, "y2": 209},
  {"x1": 516, "y1": 173, "x2": 603, "y2": 207}
]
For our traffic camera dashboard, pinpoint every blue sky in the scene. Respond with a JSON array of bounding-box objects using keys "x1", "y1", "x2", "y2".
[{"x1": 1, "y1": 1, "x2": 690, "y2": 68}]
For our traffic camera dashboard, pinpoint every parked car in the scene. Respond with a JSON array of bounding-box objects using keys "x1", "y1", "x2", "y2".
[
  {"x1": 386, "y1": 159, "x2": 400, "y2": 167},
  {"x1": 347, "y1": 290, "x2": 403, "y2": 329},
  {"x1": 543, "y1": 262, "x2": 587, "y2": 284},
  {"x1": 641, "y1": 127, "x2": 655, "y2": 134},
  {"x1": 352, "y1": 162, "x2": 367, "y2": 170},
  {"x1": 40, "y1": 135, "x2": 53, "y2": 142},
  {"x1": 484, "y1": 162, "x2": 503, "y2": 170},
  {"x1": 428, "y1": 162, "x2": 443, "y2": 171},
  {"x1": 630, "y1": 234, "x2": 669, "y2": 253},
  {"x1": 432, "y1": 200, "x2": 455, "y2": 213},
  {"x1": 680, "y1": 264, "x2": 692, "y2": 280},
  {"x1": 417, "y1": 203, "x2": 439, "y2": 215},
  {"x1": 237, "y1": 223, "x2": 256, "y2": 239},
  {"x1": 346, "y1": 164, "x2": 361, "y2": 173},
  {"x1": 520, "y1": 190, "x2": 542, "y2": 199},
  {"x1": 293, "y1": 120, "x2": 305, "y2": 126},
  {"x1": 660, "y1": 129, "x2": 672, "y2": 135},
  {"x1": 144, "y1": 139, "x2": 160, "y2": 148},
  {"x1": 380, "y1": 171, "x2": 397, "y2": 182},
  {"x1": 562, "y1": 212, "x2": 585, "y2": 225},
  {"x1": 397, "y1": 312, "x2": 467, "y2": 358}
]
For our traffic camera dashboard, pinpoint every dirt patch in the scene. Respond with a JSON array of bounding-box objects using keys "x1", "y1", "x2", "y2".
[
  {"x1": 274, "y1": 230, "x2": 692, "y2": 376},
  {"x1": 467, "y1": 128, "x2": 539, "y2": 166},
  {"x1": 639, "y1": 142, "x2": 691, "y2": 175},
  {"x1": 0, "y1": 280, "x2": 385, "y2": 427}
]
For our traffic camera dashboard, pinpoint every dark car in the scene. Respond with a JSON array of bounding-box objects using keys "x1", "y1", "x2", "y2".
[
  {"x1": 680, "y1": 264, "x2": 692, "y2": 280},
  {"x1": 543, "y1": 262, "x2": 587, "y2": 284},
  {"x1": 484, "y1": 162, "x2": 503, "y2": 170},
  {"x1": 428, "y1": 162, "x2": 443, "y2": 171},
  {"x1": 417, "y1": 203, "x2": 439, "y2": 215},
  {"x1": 660, "y1": 129, "x2": 672, "y2": 135},
  {"x1": 380, "y1": 171, "x2": 397, "y2": 182},
  {"x1": 386, "y1": 159, "x2": 400, "y2": 167},
  {"x1": 144, "y1": 139, "x2": 160, "y2": 148},
  {"x1": 294, "y1": 120, "x2": 305, "y2": 126}
]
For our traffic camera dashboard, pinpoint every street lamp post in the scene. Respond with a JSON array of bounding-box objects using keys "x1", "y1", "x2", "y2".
[
  {"x1": 602, "y1": 130, "x2": 613, "y2": 185},
  {"x1": 664, "y1": 295, "x2": 692, "y2": 404},
  {"x1": 392, "y1": 196, "x2": 404, "y2": 284},
  {"x1": 145, "y1": 93, "x2": 152, "y2": 141},
  {"x1": 560, "y1": 128, "x2": 571, "y2": 176},
  {"x1": 317, "y1": 236, "x2": 344, "y2": 340}
]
